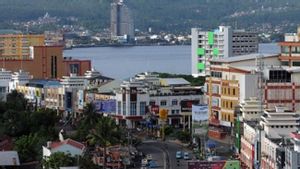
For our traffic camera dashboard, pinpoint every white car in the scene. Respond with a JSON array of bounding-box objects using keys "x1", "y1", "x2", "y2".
[{"x1": 141, "y1": 158, "x2": 148, "y2": 167}]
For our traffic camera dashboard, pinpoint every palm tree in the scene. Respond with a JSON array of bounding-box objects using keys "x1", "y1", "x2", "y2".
[
  {"x1": 82, "y1": 103, "x2": 101, "y2": 129},
  {"x1": 87, "y1": 116, "x2": 121, "y2": 168}
]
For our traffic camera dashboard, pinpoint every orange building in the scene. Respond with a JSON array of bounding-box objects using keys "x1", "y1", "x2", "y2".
[
  {"x1": 0, "y1": 33, "x2": 45, "y2": 60},
  {"x1": 0, "y1": 45, "x2": 91, "y2": 79}
]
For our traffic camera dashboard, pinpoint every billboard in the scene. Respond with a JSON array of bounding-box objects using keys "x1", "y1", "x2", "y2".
[
  {"x1": 181, "y1": 100, "x2": 200, "y2": 112},
  {"x1": 188, "y1": 160, "x2": 240, "y2": 169},
  {"x1": 93, "y1": 100, "x2": 116, "y2": 114},
  {"x1": 159, "y1": 109, "x2": 168, "y2": 120},
  {"x1": 192, "y1": 104, "x2": 208, "y2": 136}
]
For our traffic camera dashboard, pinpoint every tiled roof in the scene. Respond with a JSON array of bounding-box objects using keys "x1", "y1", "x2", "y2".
[{"x1": 50, "y1": 139, "x2": 85, "y2": 150}]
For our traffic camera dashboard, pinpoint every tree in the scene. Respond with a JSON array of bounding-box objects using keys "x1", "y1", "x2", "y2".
[
  {"x1": 42, "y1": 152, "x2": 75, "y2": 169},
  {"x1": 87, "y1": 117, "x2": 121, "y2": 168},
  {"x1": 76, "y1": 103, "x2": 101, "y2": 141},
  {"x1": 14, "y1": 133, "x2": 40, "y2": 162},
  {"x1": 6, "y1": 90, "x2": 27, "y2": 111}
]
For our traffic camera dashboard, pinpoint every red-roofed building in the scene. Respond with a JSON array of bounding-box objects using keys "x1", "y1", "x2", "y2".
[{"x1": 42, "y1": 138, "x2": 86, "y2": 159}]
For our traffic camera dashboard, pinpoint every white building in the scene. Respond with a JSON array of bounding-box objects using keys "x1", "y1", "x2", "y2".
[
  {"x1": 115, "y1": 72, "x2": 203, "y2": 128},
  {"x1": 60, "y1": 73, "x2": 88, "y2": 89},
  {"x1": 0, "y1": 68, "x2": 12, "y2": 101},
  {"x1": 191, "y1": 26, "x2": 258, "y2": 77},
  {"x1": 240, "y1": 97, "x2": 264, "y2": 122},
  {"x1": 260, "y1": 106, "x2": 300, "y2": 139},
  {"x1": 0, "y1": 151, "x2": 20, "y2": 166},
  {"x1": 9, "y1": 69, "x2": 31, "y2": 92}
]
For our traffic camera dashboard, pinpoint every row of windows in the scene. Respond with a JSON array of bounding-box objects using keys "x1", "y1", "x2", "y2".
[
  {"x1": 222, "y1": 100, "x2": 235, "y2": 109},
  {"x1": 244, "y1": 112, "x2": 259, "y2": 114},
  {"x1": 117, "y1": 101, "x2": 147, "y2": 116},
  {"x1": 221, "y1": 87, "x2": 237, "y2": 96},
  {"x1": 150, "y1": 99, "x2": 178, "y2": 106},
  {"x1": 270, "y1": 125, "x2": 294, "y2": 128},
  {"x1": 221, "y1": 113, "x2": 233, "y2": 122}
]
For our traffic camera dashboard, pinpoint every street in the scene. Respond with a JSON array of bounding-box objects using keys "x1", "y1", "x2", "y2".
[{"x1": 136, "y1": 139, "x2": 193, "y2": 169}]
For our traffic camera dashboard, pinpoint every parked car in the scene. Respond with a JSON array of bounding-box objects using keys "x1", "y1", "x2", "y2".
[
  {"x1": 176, "y1": 151, "x2": 182, "y2": 159},
  {"x1": 183, "y1": 152, "x2": 190, "y2": 160},
  {"x1": 148, "y1": 160, "x2": 158, "y2": 168}
]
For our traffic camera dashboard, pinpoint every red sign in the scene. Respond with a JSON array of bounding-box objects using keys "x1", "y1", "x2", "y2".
[{"x1": 150, "y1": 105, "x2": 159, "y2": 114}]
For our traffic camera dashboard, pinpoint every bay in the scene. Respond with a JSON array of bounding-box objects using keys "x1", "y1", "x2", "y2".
[{"x1": 63, "y1": 43, "x2": 279, "y2": 79}]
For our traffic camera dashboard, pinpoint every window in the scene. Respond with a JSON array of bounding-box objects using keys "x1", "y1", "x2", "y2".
[
  {"x1": 233, "y1": 88, "x2": 235, "y2": 95},
  {"x1": 122, "y1": 102, "x2": 126, "y2": 115},
  {"x1": 140, "y1": 102, "x2": 146, "y2": 115},
  {"x1": 172, "y1": 110, "x2": 175, "y2": 114},
  {"x1": 172, "y1": 99, "x2": 178, "y2": 105},
  {"x1": 160, "y1": 100, "x2": 167, "y2": 106},
  {"x1": 117, "y1": 101, "x2": 121, "y2": 115},
  {"x1": 149, "y1": 101, "x2": 155, "y2": 106},
  {"x1": 130, "y1": 102, "x2": 137, "y2": 115}
]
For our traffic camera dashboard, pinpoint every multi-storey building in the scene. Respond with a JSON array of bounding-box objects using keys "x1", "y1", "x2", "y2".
[
  {"x1": 285, "y1": 131, "x2": 300, "y2": 169},
  {"x1": 191, "y1": 26, "x2": 258, "y2": 76},
  {"x1": 205, "y1": 53, "x2": 279, "y2": 128},
  {"x1": 114, "y1": 72, "x2": 203, "y2": 128},
  {"x1": 240, "y1": 122, "x2": 257, "y2": 169},
  {"x1": 259, "y1": 107, "x2": 300, "y2": 169},
  {"x1": 0, "y1": 46, "x2": 91, "y2": 79},
  {"x1": 0, "y1": 68, "x2": 12, "y2": 101},
  {"x1": 110, "y1": 0, "x2": 134, "y2": 41},
  {"x1": 0, "y1": 32, "x2": 44, "y2": 60}
]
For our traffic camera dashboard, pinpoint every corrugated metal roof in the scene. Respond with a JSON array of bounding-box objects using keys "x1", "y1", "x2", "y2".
[
  {"x1": 160, "y1": 78, "x2": 190, "y2": 86},
  {"x1": 215, "y1": 53, "x2": 278, "y2": 63}
]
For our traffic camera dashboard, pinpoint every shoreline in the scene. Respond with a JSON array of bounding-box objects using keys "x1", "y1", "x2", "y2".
[{"x1": 66, "y1": 43, "x2": 191, "y2": 49}]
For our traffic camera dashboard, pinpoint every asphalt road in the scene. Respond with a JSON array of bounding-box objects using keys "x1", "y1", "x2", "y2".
[{"x1": 136, "y1": 140, "x2": 193, "y2": 169}]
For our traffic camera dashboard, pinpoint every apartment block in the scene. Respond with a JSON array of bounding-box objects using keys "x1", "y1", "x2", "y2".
[
  {"x1": 191, "y1": 26, "x2": 258, "y2": 77},
  {"x1": 0, "y1": 32, "x2": 44, "y2": 60}
]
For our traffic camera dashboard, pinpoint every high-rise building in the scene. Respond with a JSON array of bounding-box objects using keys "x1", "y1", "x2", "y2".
[
  {"x1": 110, "y1": 0, "x2": 134, "y2": 41},
  {"x1": 0, "y1": 31, "x2": 45, "y2": 60},
  {"x1": 191, "y1": 26, "x2": 258, "y2": 77}
]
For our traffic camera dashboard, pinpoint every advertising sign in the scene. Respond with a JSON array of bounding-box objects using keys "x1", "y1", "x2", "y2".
[
  {"x1": 150, "y1": 105, "x2": 159, "y2": 114},
  {"x1": 159, "y1": 109, "x2": 168, "y2": 120},
  {"x1": 77, "y1": 90, "x2": 84, "y2": 110},
  {"x1": 93, "y1": 100, "x2": 116, "y2": 114},
  {"x1": 181, "y1": 100, "x2": 200, "y2": 112},
  {"x1": 192, "y1": 104, "x2": 208, "y2": 136},
  {"x1": 188, "y1": 160, "x2": 240, "y2": 169}
]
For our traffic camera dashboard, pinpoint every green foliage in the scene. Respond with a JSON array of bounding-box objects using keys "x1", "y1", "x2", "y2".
[
  {"x1": 164, "y1": 126, "x2": 173, "y2": 136},
  {"x1": 176, "y1": 130, "x2": 191, "y2": 143},
  {"x1": 14, "y1": 133, "x2": 41, "y2": 162},
  {"x1": 6, "y1": 90, "x2": 27, "y2": 111},
  {"x1": 42, "y1": 152, "x2": 75, "y2": 169},
  {"x1": 155, "y1": 72, "x2": 205, "y2": 86},
  {"x1": 0, "y1": 0, "x2": 299, "y2": 32}
]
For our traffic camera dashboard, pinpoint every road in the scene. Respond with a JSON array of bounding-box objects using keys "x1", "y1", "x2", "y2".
[{"x1": 136, "y1": 140, "x2": 193, "y2": 169}]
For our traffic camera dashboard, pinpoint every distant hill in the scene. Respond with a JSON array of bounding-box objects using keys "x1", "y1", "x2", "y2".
[{"x1": 0, "y1": 0, "x2": 299, "y2": 33}]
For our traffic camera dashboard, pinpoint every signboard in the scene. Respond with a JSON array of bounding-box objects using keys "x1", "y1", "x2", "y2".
[
  {"x1": 159, "y1": 109, "x2": 168, "y2": 120},
  {"x1": 150, "y1": 105, "x2": 159, "y2": 114},
  {"x1": 188, "y1": 160, "x2": 240, "y2": 169},
  {"x1": 192, "y1": 105, "x2": 208, "y2": 136},
  {"x1": 77, "y1": 90, "x2": 84, "y2": 110},
  {"x1": 181, "y1": 100, "x2": 200, "y2": 112},
  {"x1": 93, "y1": 99, "x2": 116, "y2": 114}
]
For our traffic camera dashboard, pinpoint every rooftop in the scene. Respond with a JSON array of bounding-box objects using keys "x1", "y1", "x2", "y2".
[
  {"x1": 0, "y1": 151, "x2": 20, "y2": 166},
  {"x1": 0, "y1": 29, "x2": 22, "y2": 35},
  {"x1": 216, "y1": 53, "x2": 278, "y2": 63},
  {"x1": 27, "y1": 79, "x2": 61, "y2": 88},
  {"x1": 50, "y1": 138, "x2": 85, "y2": 150},
  {"x1": 160, "y1": 78, "x2": 190, "y2": 86}
]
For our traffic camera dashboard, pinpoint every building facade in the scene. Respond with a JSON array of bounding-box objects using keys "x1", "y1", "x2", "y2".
[
  {"x1": 110, "y1": 0, "x2": 134, "y2": 41},
  {"x1": 191, "y1": 26, "x2": 258, "y2": 77},
  {"x1": 0, "y1": 33, "x2": 45, "y2": 60},
  {"x1": 0, "y1": 46, "x2": 91, "y2": 79}
]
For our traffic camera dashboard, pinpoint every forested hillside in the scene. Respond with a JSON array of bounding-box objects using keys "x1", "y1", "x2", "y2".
[{"x1": 0, "y1": 0, "x2": 299, "y2": 32}]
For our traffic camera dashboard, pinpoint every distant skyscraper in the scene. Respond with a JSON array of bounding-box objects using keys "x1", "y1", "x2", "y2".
[{"x1": 110, "y1": 0, "x2": 134, "y2": 41}]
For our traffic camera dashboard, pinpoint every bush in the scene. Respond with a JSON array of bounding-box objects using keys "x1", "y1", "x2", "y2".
[{"x1": 176, "y1": 130, "x2": 191, "y2": 143}]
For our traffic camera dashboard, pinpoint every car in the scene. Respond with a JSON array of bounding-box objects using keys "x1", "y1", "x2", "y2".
[
  {"x1": 183, "y1": 152, "x2": 190, "y2": 160},
  {"x1": 176, "y1": 151, "x2": 182, "y2": 159},
  {"x1": 148, "y1": 160, "x2": 158, "y2": 168}
]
